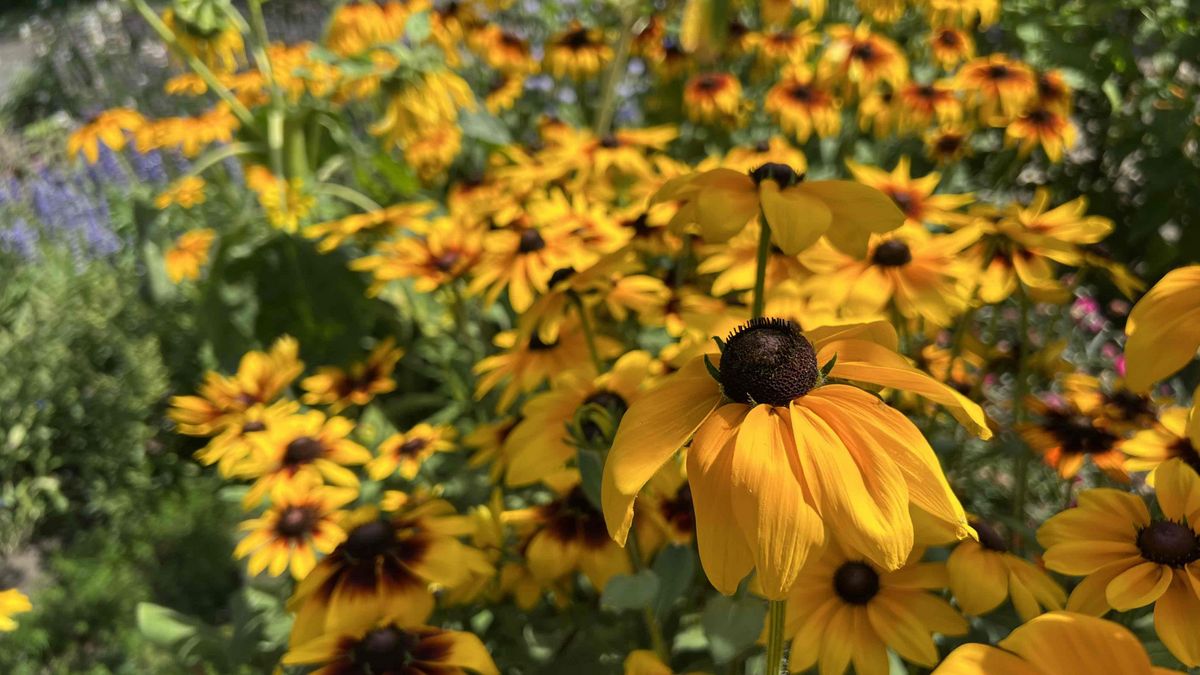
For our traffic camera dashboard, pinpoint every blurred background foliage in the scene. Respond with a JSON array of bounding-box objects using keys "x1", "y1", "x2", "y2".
[{"x1": 0, "y1": 0, "x2": 1196, "y2": 673}]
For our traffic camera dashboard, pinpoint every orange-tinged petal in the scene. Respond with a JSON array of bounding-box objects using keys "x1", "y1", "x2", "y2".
[
  {"x1": 932, "y1": 644, "x2": 1038, "y2": 675},
  {"x1": 1104, "y1": 562, "x2": 1172, "y2": 611},
  {"x1": 1124, "y1": 265, "x2": 1200, "y2": 392},
  {"x1": 1154, "y1": 575, "x2": 1200, "y2": 667},
  {"x1": 998, "y1": 611, "x2": 1157, "y2": 675},
  {"x1": 688, "y1": 404, "x2": 756, "y2": 595},
  {"x1": 1152, "y1": 458, "x2": 1200, "y2": 524}
]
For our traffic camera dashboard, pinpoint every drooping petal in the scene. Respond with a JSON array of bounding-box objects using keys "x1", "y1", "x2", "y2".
[
  {"x1": 1154, "y1": 575, "x2": 1200, "y2": 668},
  {"x1": 693, "y1": 170, "x2": 759, "y2": 243},
  {"x1": 425, "y1": 630, "x2": 501, "y2": 675},
  {"x1": 867, "y1": 591, "x2": 939, "y2": 666},
  {"x1": 947, "y1": 543, "x2": 1009, "y2": 616},
  {"x1": 931, "y1": 643, "x2": 1038, "y2": 675},
  {"x1": 998, "y1": 611, "x2": 1157, "y2": 675},
  {"x1": 796, "y1": 180, "x2": 906, "y2": 258},
  {"x1": 601, "y1": 356, "x2": 722, "y2": 544},
  {"x1": 687, "y1": 404, "x2": 756, "y2": 595},
  {"x1": 760, "y1": 181, "x2": 833, "y2": 255},
  {"x1": 1152, "y1": 458, "x2": 1200, "y2": 524},
  {"x1": 1124, "y1": 265, "x2": 1200, "y2": 392}
]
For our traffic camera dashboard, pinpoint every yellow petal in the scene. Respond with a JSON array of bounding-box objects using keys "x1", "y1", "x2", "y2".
[
  {"x1": 1124, "y1": 265, "x2": 1200, "y2": 392},
  {"x1": 866, "y1": 592, "x2": 939, "y2": 666},
  {"x1": 1152, "y1": 458, "x2": 1200, "y2": 524},
  {"x1": 602, "y1": 356, "x2": 721, "y2": 544},
  {"x1": 797, "y1": 180, "x2": 905, "y2": 258},
  {"x1": 1154, "y1": 576, "x2": 1200, "y2": 667},
  {"x1": 694, "y1": 170, "x2": 759, "y2": 243},
  {"x1": 1104, "y1": 562, "x2": 1172, "y2": 611},
  {"x1": 947, "y1": 543, "x2": 1009, "y2": 616},
  {"x1": 760, "y1": 181, "x2": 833, "y2": 255},
  {"x1": 932, "y1": 643, "x2": 1037, "y2": 675},
  {"x1": 430, "y1": 630, "x2": 501, "y2": 675},
  {"x1": 687, "y1": 404, "x2": 756, "y2": 595},
  {"x1": 998, "y1": 611, "x2": 1156, "y2": 675}
]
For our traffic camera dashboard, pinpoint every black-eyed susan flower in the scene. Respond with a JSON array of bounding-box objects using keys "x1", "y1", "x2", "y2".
[
  {"x1": 67, "y1": 108, "x2": 145, "y2": 164},
  {"x1": 195, "y1": 400, "x2": 298, "y2": 478},
  {"x1": 371, "y1": 70, "x2": 475, "y2": 151},
  {"x1": 633, "y1": 462, "x2": 696, "y2": 554},
  {"x1": 504, "y1": 350, "x2": 655, "y2": 486},
  {"x1": 754, "y1": 23, "x2": 819, "y2": 68},
  {"x1": 764, "y1": 66, "x2": 842, "y2": 143},
  {"x1": 933, "y1": 611, "x2": 1184, "y2": 675},
  {"x1": 682, "y1": 72, "x2": 744, "y2": 126},
  {"x1": 469, "y1": 25, "x2": 538, "y2": 75},
  {"x1": 367, "y1": 423, "x2": 456, "y2": 481},
  {"x1": 924, "y1": 125, "x2": 973, "y2": 164},
  {"x1": 819, "y1": 24, "x2": 908, "y2": 97},
  {"x1": 235, "y1": 482, "x2": 357, "y2": 579},
  {"x1": 164, "y1": 228, "x2": 216, "y2": 283},
  {"x1": 1006, "y1": 105, "x2": 1077, "y2": 162},
  {"x1": 169, "y1": 336, "x2": 303, "y2": 436},
  {"x1": 654, "y1": 161, "x2": 904, "y2": 257},
  {"x1": 544, "y1": 22, "x2": 611, "y2": 80},
  {"x1": 504, "y1": 480, "x2": 632, "y2": 592},
  {"x1": 857, "y1": 87, "x2": 901, "y2": 138},
  {"x1": 800, "y1": 225, "x2": 982, "y2": 326},
  {"x1": 351, "y1": 216, "x2": 483, "y2": 295},
  {"x1": 1062, "y1": 373, "x2": 1158, "y2": 435},
  {"x1": 847, "y1": 157, "x2": 973, "y2": 228},
  {"x1": 469, "y1": 221, "x2": 584, "y2": 312},
  {"x1": 928, "y1": 27, "x2": 973, "y2": 70},
  {"x1": 406, "y1": 124, "x2": 463, "y2": 182},
  {"x1": 696, "y1": 221, "x2": 809, "y2": 298},
  {"x1": 1018, "y1": 394, "x2": 1127, "y2": 482},
  {"x1": 957, "y1": 54, "x2": 1037, "y2": 123},
  {"x1": 780, "y1": 542, "x2": 967, "y2": 675},
  {"x1": 947, "y1": 518, "x2": 1065, "y2": 622},
  {"x1": 1123, "y1": 265, "x2": 1200, "y2": 392},
  {"x1": 301, "y1": 339, "x2": 405, "y2": 412},
  {"x1": 545, "y1": 126, "x2": 679, "y2": 186},
  {"x1": 1037, "y1": 459, "x2": 1200, "y2": 667},
  {"x1": 485, "y1": 72, "x2": 524, "y2": 114},
  {"x1": 154, "y1": 176, "x2": 207, "y2": 210},
  {"x1": 473, "y1": 322, "x2": 618, "y2": 412},
  {"x1": 0, "y1": 589, "x2": 31, "y2": 632},
  {"x1": 239, "y1": 411, "x2": 371, "y2": 508},
  {"x1": 245, "y1": 166, "x2": 316, "y2": 233},
  {"x1": 898, "y1": 80, "x2": 963, "y2": 130},
  {"x1": 1124, "y1": 406, "x2": 1200, "y2": 478},
  {"x1": 288, "y1": 498, "x2": 492, "y2": 644},
  {"x1": 465, "y1": 417, "x2": 520, "y2": 484},
  {"x1": 283, "y1": 614, "x2": 499, "y2": 675},
  {"x1": 603, "y1": 319, "x2": 990, "y2": 598},
  {"x1": 325, "y1": 0, "x2": 416, "y2": 57}
]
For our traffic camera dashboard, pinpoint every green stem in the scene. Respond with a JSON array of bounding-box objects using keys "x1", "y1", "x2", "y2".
[
  {"x1": 1010, "y1": 289, "x2": 1032, "y2": 550},
  {"x1": 310, "y1": 183, "x2": 383, "y2": 212},
  {"x1": 593, "y1": 8, "x2": 638, "y2": 137},
  {"x1": 765, "y1": 599, "x2": 788, "y2": 675},
  {"x1": 624, "y1": 533, "x2": 669, "y2": 661},
  {"x1": 126, "y1": 0, "x2": 256, "y2": 128},
  {"x1": 572, "y1": 293, "x2": 604, "y2": 374},
  {"x1": 751, "y1": 218, "x2": 772, "y2": 319}
]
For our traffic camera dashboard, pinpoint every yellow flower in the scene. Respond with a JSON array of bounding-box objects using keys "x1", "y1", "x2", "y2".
[
  {"x1": 847, "y1": 157, "x2": 973, "y2": 227},
  {"x1": 169, "y1": 336, "x2": 303, "y2": 436},
  {"x1": 1123, "y1": 405, "x2": 1200, "y2": 478},
  {"x1": 288, "y1": 499, "x2": 493, "y2": 645},
  {"x1": 1124, "y1": 265, "x2": 1200, "y2": 392},
  {"x1": 371, "y1": 70, "x2": 475, "y2": 150},
  {"x1": 406, "y1": 124, "x2": 464, "y2": 182},
  {"x1": 238, "y1": 411, "x2": 371, "y2": 508},
  {"x1": 947, "y1": 518, "x2": 1065, "y2": 622},
  {"x1": 464, "y1": 417, "x2": 521, "y2": 484},
  {"x1": 1017, "y1": 394, "x2": 1128, "y2": 482},
  {"x1": 819, "y1": 24, "x2": 908, "y2": 98},
  {"x1": 305, "y1": 201, "x2": 436, "y2": 253},
  {"x1": 469, "y1": 25, "x2": 538, "y2": 75},
  {"x1": 1037, "y1": 459, "x2": 1200, "y2": 667},
  {"x1": 367, "y1": 423, "x2": 457, "y2": 481},
  {"x1": 67, "y1": 108, "x2": 145, "y2": 164},
  {"x1": 718, "y1": 136, "x2": 808, "y2": 175},
  {"x1": 246, "y1": 166, "x2": 315, "y2": 233},
  {"x1": 924, "y1": 125, "x2": 973, "y2": 164},
  {"x1": 161, "y1": 9, "x2": 244, "y2": 74},
  {"x1": 155, "y1": 176, "x2": 207, "y2": 210},
  {"x1": 0, "y1": 588, "x2": 32, "y2": 632},
  {"x1": 682, "y1": 72, "x2": 744, "y2": 126},
  {"x1": 1062, "y1": 373, "x2": 1159, "y2": 436},
  {"x1": 485, "y1": 72, "x2": 524, "y2": 114},
  {"x1": 957, "y1": 54, "x2": 1037, "y2": 124},
  {"x1": 897, "y1": 80, "x2": 963, "y2": 130},
  {"x1": 544, "y1": 22, "x2": 612, "y2": 80},
  {"x1": 283, "y1": 614, "x2": 498, "y2": 675},
  {"x1": 473, "y1": 322, "x2": 618, "y2": 412},
  {"x1": 1006, "y1": 105, "x2": 1078, "y2": 162},
  {"x1": 602, "y1": 319, "x2": 990, "y2": 598},
  {"x1": 164, "y1": 228, "x2": 216, "y2": 283},
  {"x1": 351, "y1": 216, "x2": 483, "y2": 295},
  {"x1": 696, "y1": 221, "x2": 809, "y2": 298},
  {"x1": 325, "y1": 0, "x2": 420, "y2": 57},
  {"x1": 754, "y1": 23, "x2": 820, "y2": 68},
  {"x1": 764, "y1": 66, "x2": 842, "y2": 142},
  {"x1": 654, "y1": 162, "x2": 904, "y2": 257},
  {"x1": 195, "y1": 400, "x2": 298, "y2": 478},
  {"x1": 301, "y1": 339, "x2": 405, "y2": 412},
  {"x1": 468, "y1": 222, "x2": 584, "y2": 312},
  {"x1": 933, "y1": 611, "x2": 1184, "y2": 675},
  {"x1": 928, "y1": 27, "x2": 974, "y2": 70},
  {"x1": 780, "y1": 543, "x2": 967, "y2": 675},
  {"x1": 234, "y1": 482, "x2": 357, "y2": 579}
]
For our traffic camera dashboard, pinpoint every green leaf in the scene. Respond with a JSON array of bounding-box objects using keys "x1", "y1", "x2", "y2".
[
  {"x1": 404, "y1": 11, "x2": 431, "y2": 43},
  {"x1": 652, "y1": 545, "x2": 696, "y2": 618},
  {"x1": 459, "y1": 111, "x2": 512, "y2": 146},
  {"x1": 703, "y1": 354, "x2": 722, "y2": 382},
  {"x1": 358, "y1": 404, "x2": 400, "y2": 447},
  {"x1": 702, "y1": 594, "x2": 767, "y2": 664},
  {"x1": 136, "y1": 602, "x2": 202, "y2": 646},
  {"x1": 576, "y1": 448, "x2": 604, "y2": 512},
  {"x1": 600, "y1": 570, "x2": 660, "y2": 612},
  {"x1": 820, "y1": 353, "x2": 838, "y2": 379}
]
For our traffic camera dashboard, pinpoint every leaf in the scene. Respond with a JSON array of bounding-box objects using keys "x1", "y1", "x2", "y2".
[
  {"x1": 136, "y1": 602, "x2": 202, "y2": 646},
  {"x1": 459, "y1": 111, "x2": 512, "y2": 146},
  {"x1": 652, "y1": 545, "x2": 696, "y2": 618},
  {"x1": 600, "y1": 570, "x2": 661, "y2": 612},
  {"x1": 576, "y1": 448, "x2": 604, "y2": 512},
  {"x1": 359, "y1": 404, "x2": 400, "y2": 447},
  {"x1": 404, "y1": 11, "x2": 431, "y2": 43},
  {"x1": 702, "y1": 594, "x2": 767, "y2": 664}
]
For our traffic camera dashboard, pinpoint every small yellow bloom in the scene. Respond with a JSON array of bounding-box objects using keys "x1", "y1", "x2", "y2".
[
  {"x1": 164, "y1": 228, "x2": 216, "y2": 283},
  {"x1": 67, "y1": 108, "x2": 145, "y2": 164},
  {"x1": 0, "y1": 588, "x2": 32, "y2": 632},
  {"x1": 155, "y1": 176, "x2": 207, "y2": 210}
]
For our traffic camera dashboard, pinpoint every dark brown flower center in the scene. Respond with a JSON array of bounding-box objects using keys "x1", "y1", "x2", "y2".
[
  {"x1": 787, "y1": 84, "x2": 813, "y2": 102},
  {"x1": 719, "y1": 318, "x2": 818, "y2": 407},
  {"x1": 276, "y1": 506, "x2": 319, "y2": 538},
  {"x1": 518, "y1": 228, "x2": 546, "y2": 253},
  {"x1": 342, "y1": 520, "x2": 397, "y2": 560},
  {"x1": 351, "y1": 626, "x2": 421, "y2": 671},
  {"x1": 971, "y1": 518, "x2": 1009, "y2": 552},
  {"x1": 659, "y1": 484, "x2": 695, "y2": 534},
  {"x1": 986, "y1": 64, "x2": 1011, "y2": 80},
  {"x1": 432, "y1": 250, "x2": 461, "y2": 272},
  {"x1": 397, "y1": 437, "x2": 429, "y2": 457},
  {"x1": 283, "y1": 436, "x2": 324, "y2": 466},
  {"x1": 833, "y1": 561, "x2": 880, "y2": 604},
  {"x1": 1044, "y1": 412, "x2": 1118, "y2": 455},
  {"x1": 1137, "y1": 520, "x2": 1200, "y2": 567},
  {"x1": 850, "y1": 42, "x2": 877, "y2": 62},
  {"x1": 872, "y1": 239, "x2": 913, "y2": 267},
  {"x1": 527, "y1": 332, "x2": 558, "y2": 351},
  {"x1": 937, "y1": 30, "x2": 961, "y2": 47},
  {"x1": 935, "y1": 134, "x2": 964, "y2": 153},
  {"x1": 1169, "y1": 438, "x2": 1200, "y2": 475},
  {"x1": 242, "y1": 420, "x2": 267, "y2": 433},
  {"x1": 749, "y1": 162, "x2": 803, "y2": 188},
  {"x1": 540, "y1": 486, "x2": 610, "y2": 548},
  {"x1": 599, "y1": 134, "x2": 620, "y2": 148}
]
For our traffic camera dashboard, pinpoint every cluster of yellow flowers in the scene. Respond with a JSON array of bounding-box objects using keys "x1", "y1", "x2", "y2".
[{"x1": 49, "y1": 0, "x2": 1200, "y2": 673}]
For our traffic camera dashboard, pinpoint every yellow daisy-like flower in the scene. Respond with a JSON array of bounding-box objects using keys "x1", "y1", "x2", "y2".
[
  {"x1": 168, "y1": 336, "x2": 303, "y2": 436},
  {"x1": 847, "y1": 157, "x2": 973, "y2": 227},
  {"x1": 155, "y1": 176, "x2": 207, "y2": 210},
  {"x1": 947, "y1": 518, "x2": 1066, "y2": 622},
  {"x1": 0, "y1": 588, "x2": 32, "y2": 632},
  {"x1": 928, "y1": 27, "x2": 974, "y2": 70},
  {"x1": 696, "y1": 221, "x2": 809, "y2": 298},
  {"x1": 819, "y1": 24, "x2": 909, "y2": 98},
  {"x1": 406, "y1": 124, "x2": 464, "y2": 183},
  {"x1": 1017, "y1": 394, "x2": 1128, "y2": 483},
  {"x1": 1006, "y1": 105, "x2": 1078, "y2": 162},
  {"x1": 1124, "y1": 265, "x2": 1200, "y2": 392},
  {"x1": 305, "y1": 201, "x2": 436, "y2": 253},
  {"x1": 924, "y1": 125, "x2": 973, "y2": 164},
  {"x1": 1037, "y1": 459, "x2": 1200, "y2": 667},
  {"x1": 504, "y1": 350, "x2": 655, "y2": 487},
  {"x1": 371, "y1": 70, "x2": 475, "y2": 150},
  {"x1": 897, "y1": 80, "x2": 963, "y2": 130},
  {"x1": 469, "y1": 25, "x2": 538, "y2": 75},
  {"x1": 1123, "y1": 406, "x2": 1200, "y2": 478},
  {"x1": 933, "y1": 611, "x2": 1184, "y2": 675},
  {"x1": 544, "y1": 22, "x2": 612, "y2": 80},
  {"x1": 367, "y1": 423, "x2": 457, "y2": 481},
  {"x1": 468, "y1": 222, "x2": 584, "y2": 312},
  {"x1": 754, "y1": 23, "x2": 820, "y2": 68},
  {"x1": 602, "y1": 319, "x2": 990, "y2": 598},
  {"x1": 764, "y1": 66, "x2": 842, "y2": 143},
  {"x1": 195, "y1": 400, "x2": 298, "y2": 478},
  {"x1": 351, "y1": 217, "x2": 483, "y2": 295},
  {"x1": 164, "y1": 228, "x2": 216, "y2": 284},
  {"x1": 283, "y1": 614, "x2": 499, "y2": 675},
  {"x1": 238, "y1": 411, "x2": 371, "y2": 508},
  {"x1": 473, "y1": 322, "x2": 618, "y2": 412},
  {"x1": 288, "y1": 499, "x2": 493, "y2": 644},
  {"x1": 1062, "y1": 373, "x2": 1159, "y2": 435},
  {"x1": 780, "y1": 543, "x2": 967, "y2": 675},
  {"x1": 485, "y1": 72, "x2": 524, "y2": 114},
  {"x1": 957, "y1": 54, "x2": 1037, "y2": 124},
  {"x1": 234, "y1": 482, "x2": 357, "y2": 579},
  {"x1": 67, "y1": 108, "x2": 145, "y2": 164},
  {"x1": 655, "y1": 161, "x2": 904, "y2": 257},
  {"x1": 324, "y1": 0, "x2": 419, "y2": 57},
  {"x1": 245, "y1": 166, "x2": 315, "y2": 233},
  {"x1": 301, "y1": 338, "x2": 405, "y2": 413},
  {"x1": 682, "y1": 72, "x2": 744, "y2": 126}
]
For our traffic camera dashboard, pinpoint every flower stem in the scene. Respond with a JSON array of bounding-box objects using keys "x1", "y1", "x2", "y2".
[
  {"x1": 593, "y1": 7, "x2": 638, "y2": 137},
  {"x1": 765, "y1": 599, "x2": 788, "y2": 675},
  {"x1": 624, "y1": 532, "x2": 669, "y2": 661},
  {"x1": 1010, "y1": 289, "x2": 1032, "y2": 550},
  {"x1": 572, "y1": 293, "x2": 604, "y2": 374},
  {"x1": 751, "y1": 218, "x2": 772, "y2": 319}
]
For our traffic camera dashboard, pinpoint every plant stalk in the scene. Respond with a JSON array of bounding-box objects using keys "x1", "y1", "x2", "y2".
[
  {"x1": 765, "y1": 599, "x2": 788, "y2": 675},
  {"x1": 751, "y1": 218, "x2": 772, "y2": 319}
]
